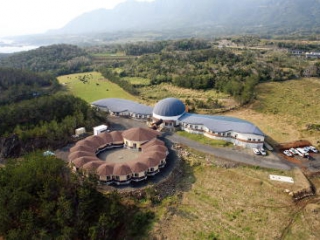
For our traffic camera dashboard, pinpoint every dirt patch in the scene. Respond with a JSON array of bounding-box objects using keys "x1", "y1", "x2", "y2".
[{"x1": 277, "y1": 140, "x2": 312, "y2": 151}]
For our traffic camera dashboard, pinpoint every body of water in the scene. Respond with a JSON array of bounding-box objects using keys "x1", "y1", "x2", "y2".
[
  {"x1": 0, "y1": 45, "x2": 39, "y2": 53},
  {"x1": 0, "y1": 38, "x2": 39, "y2": 53}
]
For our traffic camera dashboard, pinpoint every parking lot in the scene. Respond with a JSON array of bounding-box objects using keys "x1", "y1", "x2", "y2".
[{"x1": 280, "y1": 148, "x2": 320, "y2": 172}]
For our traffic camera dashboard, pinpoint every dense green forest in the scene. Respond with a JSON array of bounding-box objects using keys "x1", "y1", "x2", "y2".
[
  {"x1": 0, "y1": 153, "x2": 154, "y2": 239},
  {"x1": 0, "y1": 94, "x2": 106, "y2": 157},
  {"x1": 1, "y1": 38, "x2": 319, "y2": 107},
  {"x1": 95, "y1": 39, "x2": 311, "y2": 104},
  {"x1": 0, "y1": 44, "x2": 92, "y2": 75},
  {"x1": 0, "y1": 66, "x2": 106, "y2": 158},
  {"x1": 0, "y1": 68, "x2": 59, "y2": 105}
]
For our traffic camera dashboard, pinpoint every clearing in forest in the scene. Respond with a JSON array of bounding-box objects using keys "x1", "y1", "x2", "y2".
[{"x1": 58, "y1": 72, "x2": 138, "y2": 103}]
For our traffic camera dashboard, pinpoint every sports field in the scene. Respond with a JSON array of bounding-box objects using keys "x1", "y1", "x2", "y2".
[{"x1": 58, "y1": 72, "x2": 138, "y2": 103}]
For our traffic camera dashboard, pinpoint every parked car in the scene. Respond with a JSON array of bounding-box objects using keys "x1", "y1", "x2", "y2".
[
  {"x1": 296, "y1": 148, "x2": 309, "y2": 157},
  {"x1": 259, "y1": 147, "x2": 267, "y2": 156},
  {"x1": 252, "y1": 148, "x2": 260, "y2": 155},
  {"x1": 283, "y1": 150, "x2": 293, "y2": 157},
  {"x1": 303, "y1": 146, "x2": 311, "y2": 152},
  {"x1": 309, "y1": 146, "x2": 319, "y2": 153},
  {"x1": 289, "y1": 148, "x2": 299, "y2": 155}
]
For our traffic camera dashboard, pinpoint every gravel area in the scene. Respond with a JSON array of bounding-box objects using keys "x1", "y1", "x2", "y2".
[{"x1": 97, "y1": 148, "x2": 141, "y2": 164}]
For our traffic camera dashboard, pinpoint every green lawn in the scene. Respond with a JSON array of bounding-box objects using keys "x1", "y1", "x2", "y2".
[
  {"x1": 176, "y1": 131, "x2": 232, "y2": 147},
  {"x1": 58, "y1": 72, "x2": 138, "y2": 103},
  {"x1": 123, "y1": 77, "x2": 150, "y2": 86}
]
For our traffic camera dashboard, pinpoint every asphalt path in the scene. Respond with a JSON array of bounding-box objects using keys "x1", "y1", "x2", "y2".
[
  {"x1": 108, "y1": 116, "x2": 293, "y2": 171},
  {"x1": 165, "y1": 133, "x2": 293, "y2": 170}
]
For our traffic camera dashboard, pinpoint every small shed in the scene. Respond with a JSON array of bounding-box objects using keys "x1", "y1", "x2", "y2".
[
  {"x1": 93, "y1": 125, "x2": 108, "y2": 135},
  {"x1": 75, "y1": 127, "x2": 86, "y2": 136}
]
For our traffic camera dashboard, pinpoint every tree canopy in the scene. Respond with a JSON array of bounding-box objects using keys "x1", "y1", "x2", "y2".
[
  {"x1": 0, "y1": 44, "x2": 92, "y2": 75},
  {"x1": 0, "y1": 153, "x2": 126, "y2": 239}
]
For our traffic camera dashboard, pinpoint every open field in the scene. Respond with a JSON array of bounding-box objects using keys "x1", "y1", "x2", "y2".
[
  {"x1": 224, "y1": 78, "x2": 320, "y2": 146},
  {"x1": 123, "y1": 77, "x2": 150, "y2": 86},
  {"x1": 139, "y1": 83, "x2": 237, "y2": 109},
  {"x1": 57, "y1": 72, "x2": 138, "y2": 103},
  {"x1": 149, "y1": 148, "x2": 320, "y2": 240},
  {"x1": 176, "y1": 131, "x2": 232, "y2": 148}
]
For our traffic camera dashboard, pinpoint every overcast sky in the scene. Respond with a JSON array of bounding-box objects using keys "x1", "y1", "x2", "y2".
[{"x1": 0, "y1": 0, "x2": 154, "y2": 37}]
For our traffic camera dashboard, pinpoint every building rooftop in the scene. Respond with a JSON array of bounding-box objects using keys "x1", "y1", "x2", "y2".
[
  {"x1": 122, "y1": 127, "x2": 159, "y2": 142},
  {"x1": 179, "y1": 113, "x2": 264, "y2": 136},
  {"x1": 91, "y1": 98, "x2": 153, "y2": 115},
  {"x1": 153, "y1": 97, "x2": 186, "y2": 117}
]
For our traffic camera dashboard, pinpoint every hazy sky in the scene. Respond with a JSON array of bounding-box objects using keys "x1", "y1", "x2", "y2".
[{"x1": 0, "y1": 0, "x2": 154, "y2": 37}]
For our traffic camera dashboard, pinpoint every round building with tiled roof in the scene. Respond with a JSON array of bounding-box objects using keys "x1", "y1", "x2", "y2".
[{"x1": 68, "y1": 127, "x2": 168, "y2": 185}]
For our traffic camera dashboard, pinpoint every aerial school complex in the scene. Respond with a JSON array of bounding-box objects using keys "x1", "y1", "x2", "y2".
[
  {"x1": 69, "y1": 97, "x2": 265, "y2": 185},
  {"x1": 92, "y1": 97, "x2": 265, "y2": 149}
]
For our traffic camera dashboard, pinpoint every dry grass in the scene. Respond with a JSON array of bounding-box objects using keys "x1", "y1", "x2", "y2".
[
  {"x1": 139, "y1": 83, "x2": 237, "y2": 109},
  {"x1": 223, "y1": 78, "x2": 320, "y2": 146},
  {"x1": 150, "y1": 149, "x2": 320, "y2": 240}
]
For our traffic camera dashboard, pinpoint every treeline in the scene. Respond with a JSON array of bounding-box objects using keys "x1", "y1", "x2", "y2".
[
  {"x1": 0, "y1": 44, "x2": 93, "y2": 75},
  {"x1": 99, "y1": 67, "x2": 139, "y2": 95},
  {"x1": 0, "y1": 95, "x2": 106, "y2": 155},
  {"x1": 87, "y1": 39, "x2": 211, "y2": 56},
  {"x1": 114, "y1": 47, "x2": 273, "y2": 104},
  {"x1": 0, "y1": 67, "x2": 60, "y2": 105},
  {"x1": 104, "y1": 41, "x2": 306, "y2": 104},
  {"x1": 0, "y1": 153, "x2": 154, "y2": 239},
  {"x1": 277, "y1": 41, "x2": 320, "y2": 52}
]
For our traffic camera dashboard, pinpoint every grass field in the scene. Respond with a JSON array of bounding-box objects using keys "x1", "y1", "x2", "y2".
[
  {"x1": 139, "y1": 83, "x2": 236, "y2": 109},
  {"x1": 57, "y1": 72, "x2": 138, "y2": 103},
  {"x1": 123, "y1": 77, "x2": 150, "y2": 86},
  {"x1": 224, "y1": 78, "x2": 320, "y2": 146},
  {"x1": 176, "y1": 131, "x2": 232, "y2": 148},
  {"x1": 149, "y1": 148, "x2": 320, "y2": 240}
]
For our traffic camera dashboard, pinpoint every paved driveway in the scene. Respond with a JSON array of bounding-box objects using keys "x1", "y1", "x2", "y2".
[
  {"x1": 166, "y1": 133, "x2": 293, "y2": 170},
  {"x1": 108, "y1": 116, "x2": 293, "y2": 171}
]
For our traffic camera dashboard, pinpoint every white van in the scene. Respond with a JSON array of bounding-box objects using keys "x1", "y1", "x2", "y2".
[{"x1": 296, "y1": 148, "x2": 309, "y2": 157}]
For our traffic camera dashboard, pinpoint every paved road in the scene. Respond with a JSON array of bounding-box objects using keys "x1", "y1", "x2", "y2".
[
  {"x1": 108, "y1": 116, "x2": 293, "y2": 171},
  {"x1": 166, "y1": 133, "x2": 293, "y2": 170}
]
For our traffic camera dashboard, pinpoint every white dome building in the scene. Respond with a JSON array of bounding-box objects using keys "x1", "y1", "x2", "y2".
[
  {"x1": 152, "y1": 97, "x2": 186, "y2": 129},
  {"x1": 91, "y1": 97, "x2": 265, "y2": 149}
]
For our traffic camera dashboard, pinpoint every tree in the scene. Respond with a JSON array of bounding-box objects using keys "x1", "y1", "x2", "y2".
[{"x1": 0, "y1": 153, "x2": 127, "y2": 239}]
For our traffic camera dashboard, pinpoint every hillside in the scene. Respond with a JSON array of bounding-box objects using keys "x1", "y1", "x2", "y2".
[
  {"x1": 51, "y1": 0, "x2": 320, "y2": 36},
  {"x1": 0, "y1": 44, "x2": 92, "y2": 75}
]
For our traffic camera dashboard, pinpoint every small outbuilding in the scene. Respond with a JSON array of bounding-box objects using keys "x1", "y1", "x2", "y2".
[{"x1": 93, "y1": 125, "x2": 108, "y2": 135}]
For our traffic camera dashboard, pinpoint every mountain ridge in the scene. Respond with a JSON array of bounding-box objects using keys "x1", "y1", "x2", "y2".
[{"x1": 48, "y1": 0, "x2": 320, "y2": 36}]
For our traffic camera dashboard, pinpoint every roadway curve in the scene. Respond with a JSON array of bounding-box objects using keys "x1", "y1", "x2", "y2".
[{"x1": 108, "y1": 116, "x2": 293, "y2": 171}]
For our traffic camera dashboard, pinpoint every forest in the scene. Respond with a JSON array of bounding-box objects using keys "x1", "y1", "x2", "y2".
[
  {"x1": 0, "y1": 67, "x2": 60, "y2": 105},
  {"x1": 95, "y1": 38, "x2": 312, "y2": 104},
  {"x1": 0, "y1": 68, "x2": 107, "y2": 158},
  {"x1": 0, "y1": 153, "x2": 154, "y2": 239},
  {"x1": 0, "y1": 44, "x2": 92, "y2": 75}
]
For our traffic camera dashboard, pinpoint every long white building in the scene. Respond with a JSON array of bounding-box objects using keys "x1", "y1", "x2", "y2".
[{"x1": 92, "y1": 97, "x2": 265, "y2": 148}]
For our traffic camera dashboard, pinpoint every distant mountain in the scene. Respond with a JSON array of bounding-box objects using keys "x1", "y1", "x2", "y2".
[{"x1": 50, "y1": 0, "x2": 320, "y2": 36}]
